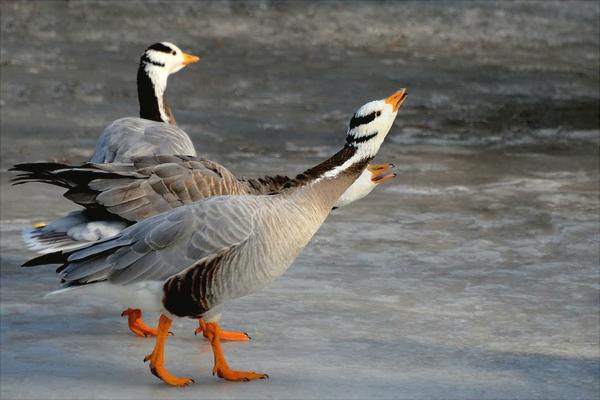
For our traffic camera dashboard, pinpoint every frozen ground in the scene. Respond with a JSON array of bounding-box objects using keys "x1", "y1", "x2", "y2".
[{"x1": 1, "y1": 1, "x2": 599, "y2": 399}]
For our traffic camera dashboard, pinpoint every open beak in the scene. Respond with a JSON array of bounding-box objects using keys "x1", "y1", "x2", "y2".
[
  {"x1": 182, "y1": 52, "x2": 201, "y2": 66},
  {"x1": 367, "y1": 163, "x2": 397, "y2": 184},
  {"x1": 384, "y1": 88, "x2": 407, "y2": 112}
]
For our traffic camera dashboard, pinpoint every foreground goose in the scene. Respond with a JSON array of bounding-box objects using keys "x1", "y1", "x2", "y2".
[
  {"x1": 22, "y1": 89, "x2": 407, "y2": 385},
  {"x1": 13, "y1": 153, "x2": 395, "y2": 339}
]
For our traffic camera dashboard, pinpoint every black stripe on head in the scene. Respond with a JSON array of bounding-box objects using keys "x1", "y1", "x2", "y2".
[
  {"x1": 346, "y1": 131, "x2": 378, "y2": 145},
  {"x1": 349, "y1": 111, "x2": 376, "y2": 129},
  {"x1": 141, "y1": 54, "x2": 165, "y2": 67},
  {"x1": 147, "y1": 42, "x2": 174, "y2": 54}
]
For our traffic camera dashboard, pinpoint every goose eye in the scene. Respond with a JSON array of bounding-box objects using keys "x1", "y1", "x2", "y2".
[
  {"x1": 376, "y1": 111, "x2": 381, "y2": 117},
  {"x1": 171, "y1": 50, "x2": 176, "y2": 55}
]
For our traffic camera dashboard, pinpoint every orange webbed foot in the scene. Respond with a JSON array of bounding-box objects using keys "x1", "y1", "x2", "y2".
[
  {"x1": 122, "y1": 308, "x2": 168, "y2": 337},
  {"x1": 204, "y1": 321, "x2": 268, "y2": 382},
  {"x1": 144, "y1": 314, "x2": 194, "y2": 387},
  {"x1": 144, "y1": 352, "x2": 194, "y2": 386},
  {"x1": 195, "y1": 319, "x2": 250, "y2": 341},
  {"x1": 212, "y1": 366, "x2": 269, "y2": 382}
]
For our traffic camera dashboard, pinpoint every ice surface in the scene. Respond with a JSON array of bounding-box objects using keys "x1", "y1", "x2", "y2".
[{"x1": 1, "y1": 1, "x2": 599, "y2": 399}]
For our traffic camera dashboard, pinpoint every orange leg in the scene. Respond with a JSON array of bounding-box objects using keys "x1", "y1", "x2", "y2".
[
  {"x1": 195, "y1": 319, "x2": 250, "y2": 341},
  {"x1": 143, "y1": 314, "x2": 194, "y2": 386},
  {"x1": 204, "y1": 321, "x2": 268, "y2": 382},
  {"x1": 121, "y1": 308, "x2": 163, "y2": 337}
]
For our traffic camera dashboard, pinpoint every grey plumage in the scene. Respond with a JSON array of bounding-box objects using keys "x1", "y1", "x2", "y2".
[
  {"x1": 90, "y1": 118, "x2": 196, "y2": 163},
  {"x1": 59, "y1": 196, "x2": 255, "y2": 288},
  {"x1": 42, "y1": 164, "x2": 358, "y2": 319},
  {"x1": 23, "y1": 90, "x2": 406, "y2": 325}
]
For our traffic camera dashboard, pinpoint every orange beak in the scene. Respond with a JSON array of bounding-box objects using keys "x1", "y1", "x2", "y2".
[
  {"x1": 384, "y1": 88, "x2": 407, "y2": 112},
  {"x1": 182, "y1": 52, "x2": 201, "y2": 66},
  {"x1": 367, "y1": 163, "x2": 395, "y2": 173},
  {"x1": 367, "y1": 163, "x2": 397, "y2": 184}
]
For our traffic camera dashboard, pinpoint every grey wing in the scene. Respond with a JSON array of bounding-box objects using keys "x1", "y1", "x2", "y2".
[
  {"x1": 59, "y1": 196, "x2": 259, "y2": 286},
  {"x1": 90, "y1": 117, "x2": 197, "y2": 163}
]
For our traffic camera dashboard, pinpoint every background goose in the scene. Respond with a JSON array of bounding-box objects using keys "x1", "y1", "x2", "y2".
[
  {"x1": 19, "y1": 42, "x2": 200, "y2": 252},
  {"x1": 91, "y1": 41, "x2": 200, "y2": 163},
  {"x1": 22, "y1": 89, "x2": 407, "y2": 385}
]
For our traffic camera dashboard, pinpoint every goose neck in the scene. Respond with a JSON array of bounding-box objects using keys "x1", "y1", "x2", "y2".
[{"x1": 137, "y1": 64, "x2": 172, "y2": 124}]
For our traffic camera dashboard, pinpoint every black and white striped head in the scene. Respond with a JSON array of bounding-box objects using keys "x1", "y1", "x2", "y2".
[
  {"x1": 140, "y1": 42, "x2": 200, "y2": 75},
  {"x1": 345, "y1": 89, "x2": 407, "y2": 159},
  {"x1": 318, "y1": 90, "x2": 407, "y2": 182}
]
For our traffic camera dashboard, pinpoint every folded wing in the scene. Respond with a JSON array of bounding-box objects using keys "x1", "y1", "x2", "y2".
[{"x1": 35, "y1": 195, "x2": 260, "y2": 290}]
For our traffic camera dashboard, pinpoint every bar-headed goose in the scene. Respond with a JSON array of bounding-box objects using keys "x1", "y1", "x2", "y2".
[
  {"x1": 92, "y1": 41, "x2": 200, "y2": 163},
  {"x1": 22, "y1": 89, "x2": 407, "y2": 385},
  {"x1": 16, "y1": 42, "x2": 200, "y2": 252},
  {"x1": 14, "y1": 156, "x2": 395, "y2": 340}
]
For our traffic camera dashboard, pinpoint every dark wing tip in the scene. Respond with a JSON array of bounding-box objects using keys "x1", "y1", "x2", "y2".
[{"x1": 21, "y1": 251, "x2": 68, "y2": 268}]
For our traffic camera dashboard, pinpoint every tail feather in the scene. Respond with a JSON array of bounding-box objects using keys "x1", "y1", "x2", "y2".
[
  {"x1": 10, "y1": 162, "x2": 76, "y2": 188},
  {"x1": 10, "y1": 162, "x2": 70, "y2": 174},
  {"x1": 22, "y1": 250, "x2": 68, "y2": 267},
  {"x1": 10, "y1": 162, "x2": 127, "y2": 189},
  {"x1": 10, "y1": 162, "x2": 139, "y2": 212},
  {"x1": 21, "y1": 211, "x2": 129, "y2": 258},
  {"x1": 22, "y1": 226, "x2": 87, "y2": 254}
]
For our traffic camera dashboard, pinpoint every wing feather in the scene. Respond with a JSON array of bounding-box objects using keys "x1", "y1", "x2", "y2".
[
  {"x1": 57, "y1": 196, "x2": 260, "y2": 287},
  {"x1": 109, "y1": 252, "x2": 160, "y2": 285}
]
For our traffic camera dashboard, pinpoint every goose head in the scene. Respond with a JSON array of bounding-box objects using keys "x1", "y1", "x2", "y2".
[
  {"x1": 137, "y1": 42, "x2": 200, "y2": 124},
  {"x1": 315, "y1": 89, "x2": 406, "y2": 183},
  {"x1": 140, "y1": 42, "x2": 200, "y2": 75},
  {"x1": 345, "y1": 89, "x2": 407, "y2": 160}
]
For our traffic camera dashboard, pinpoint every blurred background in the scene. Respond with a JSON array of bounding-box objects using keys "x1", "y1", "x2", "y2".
[{"x1": 1, "y1": 1, "x2": 599, "y2": 399}]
